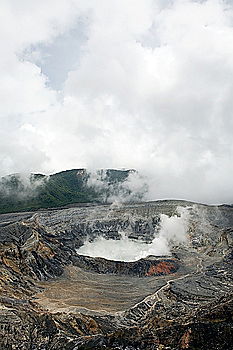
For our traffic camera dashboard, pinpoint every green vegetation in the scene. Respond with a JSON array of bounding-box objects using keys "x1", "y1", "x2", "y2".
[{"x1": 0, "y1": 169, "x2": 133, "y2": 214}]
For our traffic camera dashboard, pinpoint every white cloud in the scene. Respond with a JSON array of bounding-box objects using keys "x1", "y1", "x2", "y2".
[
  {"x1": 0, "y1": 0, "x2": 233, "y2": 204},
  {"x1": 87, "y1": 169, "x2": 148, "y2": 203}
]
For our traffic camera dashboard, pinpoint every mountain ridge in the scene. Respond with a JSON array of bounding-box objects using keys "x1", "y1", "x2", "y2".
[{"x1": 0, "y1": 168, "x2": 138, "y2": 214}]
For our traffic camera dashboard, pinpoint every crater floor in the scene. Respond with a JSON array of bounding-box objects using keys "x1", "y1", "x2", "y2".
[
  {"x1": 0, "y1": 200, "x2": 232, "y2": 350},
  {"x1": 35, "y1": 265, "x2": 169, "y2": 313}
]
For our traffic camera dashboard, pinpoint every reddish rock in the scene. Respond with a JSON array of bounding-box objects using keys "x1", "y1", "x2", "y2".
[{"x1": 146, "y1": 261, "x2": 176, "y2": 276}]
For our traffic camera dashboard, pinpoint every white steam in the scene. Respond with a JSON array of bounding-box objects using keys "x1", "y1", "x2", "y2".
[
  {"x1": 77, "y1": 207, "x2": 190, "y2": 261},
  {"x1": 87, "y1": 169, "x2": 148, "y2": 204}
]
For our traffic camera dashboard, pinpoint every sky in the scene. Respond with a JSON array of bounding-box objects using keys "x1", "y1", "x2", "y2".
[{"x1": 0, "y1": 0, "x2": 233, "y2": 204}]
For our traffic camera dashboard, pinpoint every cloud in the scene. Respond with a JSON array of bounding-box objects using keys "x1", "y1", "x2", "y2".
[
  {"x1": 87, "y1": 169, "x2": 148, "y2": 203},
  {"x1": 0, "y1": 0, "x2": 233, "y2": 204},
  {"x1": 0, "y1": 173, "x2": 49, "y2": 200}
]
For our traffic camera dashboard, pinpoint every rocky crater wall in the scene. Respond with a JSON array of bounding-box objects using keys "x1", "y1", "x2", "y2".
[{"x1": 0, "y1": 200, "x2": 232, "y2": 349}]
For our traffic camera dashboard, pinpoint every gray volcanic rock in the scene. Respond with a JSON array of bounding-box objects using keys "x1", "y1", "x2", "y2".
[
  {"x1": 72, "y1": 254, "x2": 179, "y2": 277},
  {"x1": 0, "y1": 200, "x2": 232, "y2": 349}
]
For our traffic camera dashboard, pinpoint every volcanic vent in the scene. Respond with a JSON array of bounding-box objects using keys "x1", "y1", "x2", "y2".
[
  {"x1": 0, "y1": 200, "x2": 232, "y2": 349},
  {"x1": 35, "y1": 204, "x2": 190, "y2": 313}
]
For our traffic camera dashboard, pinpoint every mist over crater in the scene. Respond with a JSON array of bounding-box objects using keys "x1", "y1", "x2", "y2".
[
  {"x1": 1, "y1": 0, "x2": 233, "y2": 348},
  {"x1": 77, "y1": 208, "x2": 189, "y2": 261}
]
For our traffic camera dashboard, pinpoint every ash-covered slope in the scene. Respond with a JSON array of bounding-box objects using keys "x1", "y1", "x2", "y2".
[{"x1": 0, "y1": 200, "x2": 232, "y2": 349}]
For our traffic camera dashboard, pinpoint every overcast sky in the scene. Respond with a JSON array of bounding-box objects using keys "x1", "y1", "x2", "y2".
[{"x1": 0, "y1": 0, "x2": 233, "y2": 204}]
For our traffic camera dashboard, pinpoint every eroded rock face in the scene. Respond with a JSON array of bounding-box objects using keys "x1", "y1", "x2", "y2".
[
  {"x1": 72, "y1": 254, "x2": 179, "y2": 277},
  {"x1": 0, "y1": 200, "x2": 232, "y2": 349}
]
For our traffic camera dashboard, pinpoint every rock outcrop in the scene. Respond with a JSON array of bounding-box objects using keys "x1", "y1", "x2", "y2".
[{"x1": 0, "y1": 200, "x2": 232, "y2": 349}]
